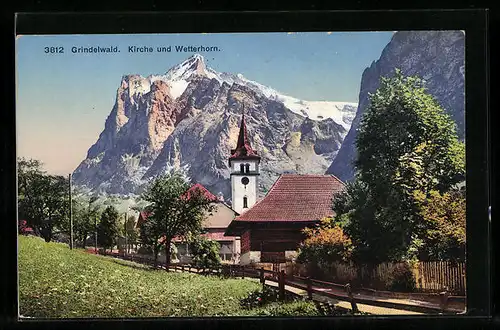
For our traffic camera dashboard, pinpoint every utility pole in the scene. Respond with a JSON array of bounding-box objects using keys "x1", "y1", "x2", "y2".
[
  {"x1": 124, "y1": 212, "x2": 128, "y2": 255},
  {"x1": 94, "y1": 213, "x2": 98, "y2": 253},
  {"x1": 68, "y1": 173, "x2": 73, "y2": 250}
]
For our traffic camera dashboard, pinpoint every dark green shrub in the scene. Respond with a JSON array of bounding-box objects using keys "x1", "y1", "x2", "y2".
[
  {"x1": 260, "y1": 301, "x2": 320, "y2": 316},
  {"x1": 239, "y1": 286, "x2": 295, "y2": 309},
  {"x1": 190, "y1": 236, "x2": 221, "y2": 270}
]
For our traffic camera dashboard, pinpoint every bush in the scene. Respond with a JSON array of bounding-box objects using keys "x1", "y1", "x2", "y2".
[
  {"x1": 240, "y1": 286, "x2": 295, "y2": 309},
  {"x1": 190, "y1": 237, "x2": 221, "y2": 270},
  {"x1": 18, "y1": 220, "x2": 34, "y2": 236},
  {"x1": 258, "y1": 301, "x2": 320, "y2": 317},
  {"x1": 297, "y1": 218, "x2": 353, "y2": 267}
]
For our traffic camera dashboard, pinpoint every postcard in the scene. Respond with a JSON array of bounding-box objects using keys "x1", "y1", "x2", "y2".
[{"x1": 16, "y1": 31, "x2": 466, "y2": 318}]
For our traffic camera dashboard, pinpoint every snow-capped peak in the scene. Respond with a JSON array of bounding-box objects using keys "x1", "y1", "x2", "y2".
[
  {"x1": 164, "y1": 53, "x2": 208, "y2": 81},
  {"x1": 147, "y1": 54, "x2": 358, "y2": 128}
]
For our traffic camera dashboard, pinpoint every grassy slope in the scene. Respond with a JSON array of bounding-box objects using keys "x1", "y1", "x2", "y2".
[{"x1": 19, "y1": 236, "x2": 317, "y2": 318}]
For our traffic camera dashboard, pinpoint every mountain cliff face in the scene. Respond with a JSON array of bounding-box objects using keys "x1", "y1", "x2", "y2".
[
  {"x1": 72, "y1": 54, "x2": 357, "y2": 199},
  {"x1": 326, "y1": 31, "x2": 465, "y2": 182}
]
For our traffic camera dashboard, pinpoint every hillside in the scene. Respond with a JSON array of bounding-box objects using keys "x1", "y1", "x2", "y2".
[{"x1": 18, "y1": 236, "x2": 316, "y2": 318}]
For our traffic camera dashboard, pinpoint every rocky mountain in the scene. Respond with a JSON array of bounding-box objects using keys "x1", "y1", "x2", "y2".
[
  {"x1": 72, "y1": 54, "x2": 357, "y2": 200},
  {"x1": 326, "y1": 31, "x2": 465, "y2": 182}
]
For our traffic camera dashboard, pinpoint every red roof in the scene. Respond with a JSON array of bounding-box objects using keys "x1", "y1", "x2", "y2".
[
  {"x1": 181, "y1": 183, "x2": 219, "y2": 202},
  {"x1": 233, "y1": 174, "x2": 345, "y2": 222},
  {"x1": 229, "y1": 112, "x2": 260, "y2": 160}
]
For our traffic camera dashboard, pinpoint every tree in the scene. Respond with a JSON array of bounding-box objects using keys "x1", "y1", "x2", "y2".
[
  {"x1": 190, "y1": 237, "x2": 221, "y2": 272},
  {"x1": 356, "y1": 69, "x2": 465, "y2": 195},
  {"x1": 98, "y1": 206, "x2": 120, "y2": 252},
  {"x1": 72, "y1": 195, "x2": 101, "y2": 248},
  {"x1": 18, "y1": 158, "x2": 70, "y2": 242},
  {"x1": 334, "y1": 69, "x2": 465, "y2": 263},
  {"x1": 413, "y1": 188, "x2": 466, "y2": 261},
  {"x1": 140, "y1": 171, "x2": 215, "y2": 269},
  {"x1": 124, "y1": 215, "x2": 139, "y2": 252}
]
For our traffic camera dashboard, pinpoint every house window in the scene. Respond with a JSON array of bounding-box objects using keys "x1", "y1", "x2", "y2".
[
  {"x1": 240, "y1": 164, "x2": 245, "y2": 173},
  {"x1": 243, "y1": 197, "x2": 248, "y2": 208},
  {"x1": 245, "y1": 163, "x2": 250, "y2": 173}
]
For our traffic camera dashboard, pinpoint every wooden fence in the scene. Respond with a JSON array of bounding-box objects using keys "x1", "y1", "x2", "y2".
[
  {"x1": 278, "y1": 260, "x2": 466, "y2": 295},
  {"x1": 417, "y1": 261, "x2": 466, "y2": 294},
  {"x1": 96, "y1": 250, "x2": 466, "y2": 314}
]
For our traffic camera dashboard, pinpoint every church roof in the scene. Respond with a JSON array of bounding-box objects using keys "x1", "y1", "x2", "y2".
[
  {"x1": 229, "y1": 113, "x2": 260, "y2": 161},
  {"x1": 226, "y1": 174, "x2": 345, "y2": 228}
]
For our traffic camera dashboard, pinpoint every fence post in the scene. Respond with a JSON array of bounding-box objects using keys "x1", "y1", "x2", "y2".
[
  {"x1": 260, "y1": 267, "x2": 264, "y2": 284},
  {"x1": 306, "y1": 277, "x2": 313, "y2": 300},
  {"x1": 345, "y1": 283, "x2": 359, "y2": 313},
  {"x1": 279, "y1": 270, "x2": 285, "y2": 301},
  {"x1": 241, "y1": 266, "x2": 245, "y2": 279},
  {"x1": 440, "y1": 291, "x2": 449, "y2": 312}
]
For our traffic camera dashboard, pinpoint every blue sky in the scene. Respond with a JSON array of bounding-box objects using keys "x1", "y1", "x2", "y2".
[{"x1": 16, "y1": 32, "x2": 394, "y2": 175}]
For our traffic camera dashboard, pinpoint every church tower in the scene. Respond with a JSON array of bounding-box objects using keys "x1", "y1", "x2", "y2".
[{"x1": 229, "y1": 111, "x2": 260, "y2": 215}]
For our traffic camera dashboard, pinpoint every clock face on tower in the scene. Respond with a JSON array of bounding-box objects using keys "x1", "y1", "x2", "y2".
[{"x1": 241, "y1": 177, "x2": 249, "y2": 185}]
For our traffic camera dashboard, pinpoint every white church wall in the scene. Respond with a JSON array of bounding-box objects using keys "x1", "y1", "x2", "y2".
[{"x1": 231, "y1": 174, "x2": 258, "y2": 215}]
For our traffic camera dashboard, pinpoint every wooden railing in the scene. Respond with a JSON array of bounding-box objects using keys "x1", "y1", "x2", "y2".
[{"x1": 96, "y1": 250, "x2": 466, "y2": 314}]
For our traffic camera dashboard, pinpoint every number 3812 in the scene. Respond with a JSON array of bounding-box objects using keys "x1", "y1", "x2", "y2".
[{"x1": 44, "y1": 46, "x2": 64, "y2": 54}]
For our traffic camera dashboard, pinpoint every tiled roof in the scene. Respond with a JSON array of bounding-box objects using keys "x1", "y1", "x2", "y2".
[
  {"x1": 229, "y1": 113, "x2": 260, "y2": 160},
  {"x1": 181, "y1": 183, "x2": 219, "y2": 202},
  {"x1": 234, "y1": 174, "x2": 345, "y2": 222}
]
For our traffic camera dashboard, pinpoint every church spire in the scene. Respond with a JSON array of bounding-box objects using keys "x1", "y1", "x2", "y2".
[{"x1": 229, "y1": 109, "x2": 260, "y2": 160}]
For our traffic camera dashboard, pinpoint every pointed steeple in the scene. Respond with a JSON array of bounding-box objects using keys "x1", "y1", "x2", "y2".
[{"x1": 229, "y1": 109, "x2": 260, "y2": 160}]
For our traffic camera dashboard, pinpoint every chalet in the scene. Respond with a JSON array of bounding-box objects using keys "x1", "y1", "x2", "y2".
[
  {"x1": 136, "y1": 184, "x2": 241, "y2": 263},
  {"x1": 224, "y1": 111, "x2": 345, "y2": 264},
  {"x1": 224, "y1": 174, "x2": 345, "y2": 264}
]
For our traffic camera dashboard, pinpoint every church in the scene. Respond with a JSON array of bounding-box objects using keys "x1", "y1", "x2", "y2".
[
  {"x1": 224, "y1": 112, "x2": 345, "y2": 264},
  {"x1": 136, "y1": 111, "x2": 345, "y2": 265}
]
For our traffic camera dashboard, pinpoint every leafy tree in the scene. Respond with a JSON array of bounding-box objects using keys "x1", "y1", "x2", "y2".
[
  {"x1": 97, "y1": 206, "x2": 120, "y2": 252},
  {"x1": 413, "y1": 188, "x2": 466, "y2": 261},
  {"x1": 190, "y1": 236, "x2": 221, "y2": 271},
  {"x1": 297, "y1": 217, "x2": 353, "y2": 265},
  {"x1": 72, "y1": 195, "x2": 101, "y2": 248},
  {"x1": 356, "y1": 69, "x2": 465, "y2": 195},
  {"x1": 124, "y1": 215, "x2": 139, "y2": 252},
  {"x1": 18, "y1": 158, "x2": 70, "y2": 242},
  {"x1": 140, "y1": 171, "x2": 215, "y2": 269},
  {"x1": 333, "y1": 69, "x2": 465, "y2": 263}
]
